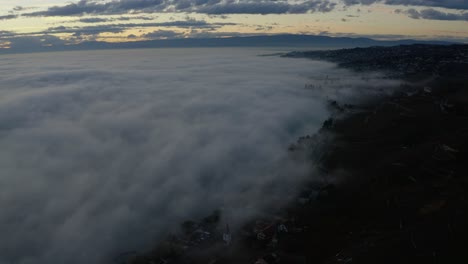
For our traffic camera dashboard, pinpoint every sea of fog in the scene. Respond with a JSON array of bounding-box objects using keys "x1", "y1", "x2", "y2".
[{"x1": 0, "y1": 48, "x2": 400, "y2": 264}]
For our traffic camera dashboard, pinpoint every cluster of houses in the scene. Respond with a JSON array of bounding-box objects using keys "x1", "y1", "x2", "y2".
[{"x1": 123, "y1": 206, "x2": 315, "y2": 264}]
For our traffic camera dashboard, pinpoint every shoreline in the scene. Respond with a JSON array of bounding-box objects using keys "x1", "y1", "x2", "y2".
[{"x1": 129, "y1": 44, "x2": 468, "y2": 264}]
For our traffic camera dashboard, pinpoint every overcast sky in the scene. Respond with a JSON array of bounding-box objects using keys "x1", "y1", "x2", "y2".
[{"x1": 0, "y1": 1, "x2": 467, "y2": 50}]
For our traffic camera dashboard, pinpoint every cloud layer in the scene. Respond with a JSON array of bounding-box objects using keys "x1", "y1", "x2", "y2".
[
  {"x1": 0, "y1": 49, "x2": 321, "y2": 264},
  {"x1": 0, "y1": 0, "x2": 460, "y2": 37},
  {"x1": 22, "y1": 0, "x2": 337, "y2": 16},
  {"x1": 42, "y1": 20, "x2": 234, "y2": 36},
  {"x1": 17, "y1": 0, "x2": 468, "y2": 18},
  {"x1": 397, "y1": 8, "x2": 468, "y2": 21},
  {"x1": 344, "y1": 0, "x2": 468, "y2": 10},
  {"x1": 0, "y1": 48, "x2": 400, "y2": 264}
]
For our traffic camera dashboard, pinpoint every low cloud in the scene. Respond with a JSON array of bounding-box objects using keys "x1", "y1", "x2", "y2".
[
  {"x1": 0, "y1": 14, "x2": 18, "y2": 20},
  {"x1": 78, "y1": 17, "x2": 109, "y2": 23},
  {"x1": 13, "y1": 6, "x2": 25, "y2": 11},
  {"x1": 41, "y1": 20, "x2": 234, "y2": 36},
  {"x1": 0, "y1": 49, "x2": 399, "y2": 264},
  {"x1": 183, "y1": 29, "x2": 252, "y2": 38},
  {"x1": 397, "y1": 8, "x2": 468, "y2": 21},
  {"x1": 0, "y1": 30, "x2": 16, "y2": 37},
  {"x1": 116, "y1": 15, "x2": 155, "y2": 20},
  {"x1": 1, "y1": 35, "x2": 66, "y2": 49},
  {"x1": 76, "y1": 16, "x2": 155, "y2": 23},
  {"x1": 142, "y1": 29, "x2": 185, "y2": 38}
]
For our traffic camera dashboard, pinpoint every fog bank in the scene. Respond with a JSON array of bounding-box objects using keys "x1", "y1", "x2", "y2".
[{"x1": 0, "y1": 48, "x2": 399, "y2": 264}]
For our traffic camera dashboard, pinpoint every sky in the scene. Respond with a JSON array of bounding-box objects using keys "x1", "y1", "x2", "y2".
[{"x1": 0, "y1": 0, "x2": 467, "y2": 49}]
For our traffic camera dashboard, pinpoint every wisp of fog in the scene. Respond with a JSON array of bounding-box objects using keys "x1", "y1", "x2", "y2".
[{"x1": 0, "y1": 48, "x2": 399, "y2": 264}]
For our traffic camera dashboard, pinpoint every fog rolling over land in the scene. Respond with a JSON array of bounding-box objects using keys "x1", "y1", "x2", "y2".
[{"x1": 0, "y1": 48, "x2": 398, "y2": 264}]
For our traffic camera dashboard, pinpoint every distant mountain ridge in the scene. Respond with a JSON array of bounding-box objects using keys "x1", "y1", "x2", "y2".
[{"x1": 0, "y1": 34, "x2": 455, "y2": 55}]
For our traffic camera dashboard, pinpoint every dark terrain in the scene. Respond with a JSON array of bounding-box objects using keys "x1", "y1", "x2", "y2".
[
  {"x1": 127, "y1": 44, "x2": 468, "y2": 264},
  {"x1": 283, "y1": 44, "x2": 468, "y2": 78},
  {"x1": 0, "y1": 34, "x2": 453, "y2": 55}
]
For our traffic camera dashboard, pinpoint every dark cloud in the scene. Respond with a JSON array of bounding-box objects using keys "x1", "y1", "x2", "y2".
[
  {"x1": 0, "y1": 14, "x2": 18, "y2": 20},
  {"x1": 75, "y1": 16, "x2": 155, "y2": 23},
  {"x1": 197, "y1": 0, "x2": 336, "y2": 14},
  {"x1": 254, "y1": 25, "x2": 273, "y2": 31},
  {"x1": 43, "y1": 20, "x2": 235, "y2": 36},
  {"x1": 23, "y1": 0, "x2": 337, "y2": 17},
  {"x1": 0, "y1": 30, "x2": 16, "y2": 37},
  {"x1": 24, "y1": 0, "x2": 165, "y2": 17},
  {"x1": 184, "y1": 0, "x2": 338, "y2": 14},
  {"x1": 343, "y1": 0, "x2": 468, "y2": 10},
  {"x1": 146, "y1": 19, "x2": 236, "y2": 27},
  {"x1": 196, "y1": 1, "x2": 336, "y2": 14},
  {"x1": 116, "y1": 15, "x2": 155, "y2": 20},
  {"x1": 79, "y1": 17, "x2": 110, "y2": 23},
  {"x1": 142, "y1": 29, "x2": 185, "y2": 38},
  {"x1": 198, "y1": 2, "x2": 290, "y2": 15},
  {"x1": 17, "y1": 0, "x2": 468, "y2": 19},
  {"x1": 1, "y1": 35, "x2": 67, "y2": 49},
  {"x1": 47, "y1": 25, "x2": 124, "y2": 35},
  {"x1": 402, "y1": 8, "x2": 468, "y2": 21},
  {"x1": 13, "y1": 6, "x2": 24, "y2": 11},
  {"x1": 5, "y1": 0, "x2": 468, "y2": 21}
]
